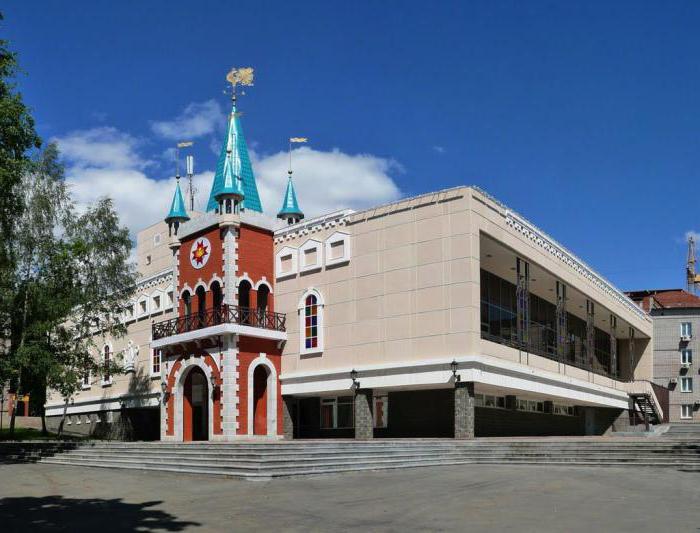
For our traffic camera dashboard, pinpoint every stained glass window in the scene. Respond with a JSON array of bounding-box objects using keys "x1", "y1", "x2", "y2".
[{"x1": 304, "y1": 294, "x2": 318, "y2": 350}]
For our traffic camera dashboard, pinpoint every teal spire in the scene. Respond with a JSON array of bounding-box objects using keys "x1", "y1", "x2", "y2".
[
  {"x1": 277, "y1": 171, "x2": 304, "y2": 221},
  {"x1": 206, "y1": 99, "x2": 262, "y2": 213},
  {"x1": 165, "y1": 179, "x2": 189, "y2": 223}
]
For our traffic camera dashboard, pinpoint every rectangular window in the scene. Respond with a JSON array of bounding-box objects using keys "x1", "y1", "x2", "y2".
[
  {"x1": 319, "y1": 397, "x2": 354, "y2": 429},
  {"x1": 330, "y1": 240, "x2": 345, "y2": 260},
  {"x1": 82, "y1": 371, "x2": 90, "y2": 388},
  {"x1": 474, "y1": 394, "x2": 485, "y2": 407},
  {"x1": 167, "y1": 291, "x2": 174, "y2": 307},
  {"x1": 681, "y1": 322, "x2": 692, "y2": 337},
  {"x1": 280, "y1": 254, "x2": 292, "y2": 273},
  {"x1": 681, "y1": 377, "x2": 693, "y2": 393},
  {"x1": 153, "y1": 233, "x2": 161, "y2": 246},
  {"x1": 373, "y1": 394, "x2": 388, "y2": 428},
  {"x1": 682, "y1": 349, "x2": 693, "y2": 365},
  {"x1": 304, "y1": 248, "x2": 317, "y2": 267},
  {"x1": 152, "y1": 349, "x2": 161, "y2": 375},
  {"x1": 139, "y1": 300, "x2": 147, "y2": 314},
  {"x1": 681, "y1": 405, "x2": 693, "y2": 419},
  {"x1": 103, "y1": 346, "x2": 111, "y2": 384}
]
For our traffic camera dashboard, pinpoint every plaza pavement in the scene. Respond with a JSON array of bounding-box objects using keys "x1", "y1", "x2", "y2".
[{"x1": 0, "y1": 462, "x2": 698, "y2": 532}]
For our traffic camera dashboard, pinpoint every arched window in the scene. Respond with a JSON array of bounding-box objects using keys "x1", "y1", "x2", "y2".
[
  {"x1": 257, "y1": 284, "x2": 270, "y2": 314},
  {"x1": 103, "y1": 345, "x2": 112, "y2": 384},
  {"x1": 182, "y1": 290, "x2": 192, "y2": 316},
  {"x1": 298, "y1": 289, "x2": 324, "y2": 354},
  {"x1": 211, "y1": 281, "x2": 223, "y2": 324},
  {"x1": 196, "y1": 286, "x2": 206, "y2": 326},
  {"x1": 239, "y1": 280, "x2": 252, "y2": 325}
]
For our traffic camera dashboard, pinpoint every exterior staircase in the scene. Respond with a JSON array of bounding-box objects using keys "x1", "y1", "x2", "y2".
[
  {"x1": 663, "y1": 424, "x2": 700, "y2": 438},
  {"x1": 3, "y1": 438, "x2": 700, "y2": 479}
]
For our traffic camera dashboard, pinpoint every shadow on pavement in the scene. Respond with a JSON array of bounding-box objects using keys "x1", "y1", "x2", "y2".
[{"x1": 0, "y1": 495, "x2": 200, "y2": 532}]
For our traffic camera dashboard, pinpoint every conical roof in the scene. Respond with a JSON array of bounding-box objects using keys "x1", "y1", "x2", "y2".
[
  {"x1": 206, "y1": 101, "x2": 262, "y2": 212},
  {"x1": 165, "y1": 179, "x2": 189, "y2": 222},
  {"x1": 277, "y1": 174, "x2": 304, "y2": 219}
]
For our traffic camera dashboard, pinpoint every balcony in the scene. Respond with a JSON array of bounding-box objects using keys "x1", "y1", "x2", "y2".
[{"x1": 151, "y1": 305, "x2": 287, "y2": 347}]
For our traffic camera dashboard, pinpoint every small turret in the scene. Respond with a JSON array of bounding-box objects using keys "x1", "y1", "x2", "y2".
[
  {"x1": 277, "y1": 170, "x2": 304, "y2": 225},
  {"x1": 214, "y1": 99, "x2": 246, "y2": 215},
  {"x1": 165, "y1": 177, "x2": 189, "y2": 236}
]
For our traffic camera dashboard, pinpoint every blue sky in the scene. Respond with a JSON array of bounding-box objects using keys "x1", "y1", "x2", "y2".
[{"x1": 6, "y1": 1, "x2": 700, "y2": 291}]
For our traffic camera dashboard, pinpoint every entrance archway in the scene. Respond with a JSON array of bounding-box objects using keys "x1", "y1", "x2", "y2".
[
  {"x1": 183, "y1": 367, "x2": 209, "y2": 441},
  {"x1": 253, "y1": 365, "x2": 269, "y2": 435}
]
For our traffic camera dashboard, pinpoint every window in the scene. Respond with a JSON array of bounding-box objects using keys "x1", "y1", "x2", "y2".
[
  {"x1": 275, "y1": 247, "x2": 298, "y2": 278},
  {"x1": 324, "y1": 232, "x2": 351, "y2": 267},
  {"x1": 681, "y1": 322, "x2": 692, "y2": 338},
  {"x1": 152, "y1": 349, "x2": 161, "y2": 376},
  {"x1": 482, "y1": 395, "x2": 505, "y2": 408},
  {"x1": 681, "y1": 377, "x2": 693, "y2": 393},
  {"x1": 138, "y1": 297, "x2": 148, "y2": 316},
  {"x1": 152, "y1": 294, "x2": 161, "y2": 311},
  {"x1": 304, "y1": 295, "x2": 319, "y2": 350},
  {"x1": 682, "y1": 349, "x2": 693, "y2": 365},
  {"x1": 82, "y1": 370, "x2": 91, "y2": 389},
  {"x1": 299, "y1": 289, "x2": 325, "y2": 354},
  {"x1": 517, "y1": 399, "x2": 544, "y2": 412},
  {"x1": 167, "y1": 291, "x2": 174, "y2": 308},
  {"x1": 146, "y1": 254, "x2": 152, "y2": 265},
  {"x1": 320, "y1": 397, "x2": 354, "y2": 429},
  {"x1": 281, "y1": 254, "x2": 293, "y2": 272},
  {"x1": 102, "y1": 345, "x2": 112, "y2": 385},
  {"x1": 553, "y1": 404, "x2": 575, "y2": 416},
  {"x1": 153, "y1": 233, "x2": 161, "y2": 246},
  {"x1": 373, "y1": 394, "x2": 388, "y2": 428},
  {"x1": 299, "y1": 239, "x2": 322, "y2": 272},
  {"x1": 681, "y1": 404, "x2": 694, "y2": 420}
]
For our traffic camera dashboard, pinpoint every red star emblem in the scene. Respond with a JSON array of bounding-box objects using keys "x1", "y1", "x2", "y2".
[{"x1": 191, "y1": 240, "x2": 209, "y2": 266}]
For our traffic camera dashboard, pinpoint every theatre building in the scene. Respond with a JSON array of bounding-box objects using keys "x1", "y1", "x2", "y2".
[{"x1": 45, "y1": 91, "x2": 667, "y2": 440}]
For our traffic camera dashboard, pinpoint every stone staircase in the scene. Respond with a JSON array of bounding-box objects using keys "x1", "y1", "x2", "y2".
[
  {"x1": 3, "y1": 438, "x2": 700, "y2": 479},
  {"x1": 663, "y1": 424, "x2": 700, "y2": 438}
]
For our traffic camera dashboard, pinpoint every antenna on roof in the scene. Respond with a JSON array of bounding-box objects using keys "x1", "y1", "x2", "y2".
[
  {"x1": 176, "y1": 141, "x2": 194, "y2": 209},
  {"x1": 687, "y1": 236, "x2": 700, "y2": 294}
]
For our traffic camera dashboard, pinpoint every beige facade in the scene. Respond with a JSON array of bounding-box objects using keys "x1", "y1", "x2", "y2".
[
  {"x1": 275, "y1": 187, "x2": 656, "y2": 418},
  {"x1": 45, "y1": 220, "x2": 176, "y2": 425}
]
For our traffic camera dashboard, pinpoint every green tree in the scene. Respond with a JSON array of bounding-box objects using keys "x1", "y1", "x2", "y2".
[
  {"x1": 49, "y1": 196, "x2": 136, "y2": 435},
  {"x1": 0, "y1": 14, "x2": 41, "y2": 398}
]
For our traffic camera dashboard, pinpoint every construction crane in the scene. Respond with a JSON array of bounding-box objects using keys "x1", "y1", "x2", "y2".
[{"x1": 687, "y1": 236, "x2": 700, "y2": 294}]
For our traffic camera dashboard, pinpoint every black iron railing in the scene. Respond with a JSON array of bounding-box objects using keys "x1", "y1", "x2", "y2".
[
  {"x1": 481, "y1": 300, "x2": 618, "y2": 381},
  {"x1": 152, "y1": 304, "x2": 286, "y2": 340}
]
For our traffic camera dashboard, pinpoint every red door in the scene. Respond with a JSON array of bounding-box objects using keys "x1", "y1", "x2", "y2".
[{"x1": 253, "y1": 366, "x2": 268, "y2": 435}]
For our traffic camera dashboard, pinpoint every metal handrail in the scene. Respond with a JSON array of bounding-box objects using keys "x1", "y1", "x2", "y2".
[{"x1": 152, "y1": 304, "x2": 286, "y2": 340}]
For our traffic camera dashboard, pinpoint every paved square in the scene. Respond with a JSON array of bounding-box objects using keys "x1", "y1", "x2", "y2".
[{"x1": 0, "y1": 463, "x2": 698, "y2": 532}]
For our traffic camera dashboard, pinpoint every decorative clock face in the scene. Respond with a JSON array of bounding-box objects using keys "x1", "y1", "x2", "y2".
[{"x1": 190, "y1": 237, "x2": 211, "y2": 270}]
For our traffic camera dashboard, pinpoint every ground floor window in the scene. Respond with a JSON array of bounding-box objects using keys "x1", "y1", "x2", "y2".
[
  {"x1": 518, "y1": 399, "x2": 544, "y2": 413},
  {"x1": 475, "y1": 394, "x2": 506, "y2": 408},
  {"x1": 681, "y1": 404, "x2": 694, "y2": 419},
  {"x1": 373, "y1": 394, "x2": 388, "y2": 428},
  {"x1": 320, "y1": 396, "x2": 353, "y2": 429},
  {"x1": 553, "y1": 403, "x2": 575, "y2": 416}
]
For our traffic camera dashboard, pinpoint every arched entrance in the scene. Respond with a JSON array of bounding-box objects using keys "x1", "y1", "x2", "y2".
[
  {"x1": 183, "y1": 367, "x2": 209, "y2": 441},
  {"x1": 253, "y1": 365, "x2": 269, "y2": 435}
]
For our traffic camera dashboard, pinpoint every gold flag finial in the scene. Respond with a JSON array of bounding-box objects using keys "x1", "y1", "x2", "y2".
[{"x1": 226, "y1": 67, "x2": 254, "y2": 89}]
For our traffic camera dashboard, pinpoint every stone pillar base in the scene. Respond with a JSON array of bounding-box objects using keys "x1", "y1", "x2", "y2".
[
  {"x1": 354, "y1": 389, "x2": 373, "y2": 440},
  {"x1": 454, "y1": 381, "x2": 475, "y2": 439},
  {"x1": 282, "y1": 396, "x2": 295, "y2": 440}
]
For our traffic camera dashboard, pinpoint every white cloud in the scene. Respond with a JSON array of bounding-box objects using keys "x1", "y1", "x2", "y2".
[
  {"x1": 685, "y1": 231, "x2": 700, "y2": 243},
  {"x1": 433, "y1": 145, "x2": 446, "y2": 154},
  {"x1": 55, "y1": 127, "x2": 149, "y2": 170},
  {"x1": 150, "y1": 99, "x2": 226, "y2": 140},
  {"x1": 252, "y1": 146, "x2": 402, "y2": 218},
  {"x1": 55, "y1": 126, "x2": 403, "y2": 237}
]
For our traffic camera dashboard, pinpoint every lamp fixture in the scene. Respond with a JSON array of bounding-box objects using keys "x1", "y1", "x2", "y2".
[
  {"x1": 210, "y1": 374, "x2": 217, "y2": 389},
  {"x1": 350, "y1": 369, "x2": 359, "y2": 390},
  {"x1": 451, "y1": 359, "x2": 461, "y2": 382},
  {"x1": 161, "y1": 381, "x2": 167, "y2": 394}
]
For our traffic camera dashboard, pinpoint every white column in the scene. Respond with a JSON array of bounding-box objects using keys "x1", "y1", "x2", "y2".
[
  {"x1": 223, "y1": 226, "x2": 238, "y2": 305},
  {"x1": 220, "y1": 334, "x2": 240, "y2": 439}
]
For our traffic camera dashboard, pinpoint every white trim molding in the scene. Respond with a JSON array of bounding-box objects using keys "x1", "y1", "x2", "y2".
[
  {"x1": 324, "y1": 231, "x2": 351, "y2": 267},
  {"x1": 246, "y1": 353, "x2": 278, "y2": 436},
  {"x1": 299, "y1": 239, "x2": 323, "y2": 272},
  {"x1": 281, "y1": 354, "x2": 631, "y2": 410},
  {"x1": 275, "y1": 246, "x2": 298, "y2": 280}
]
